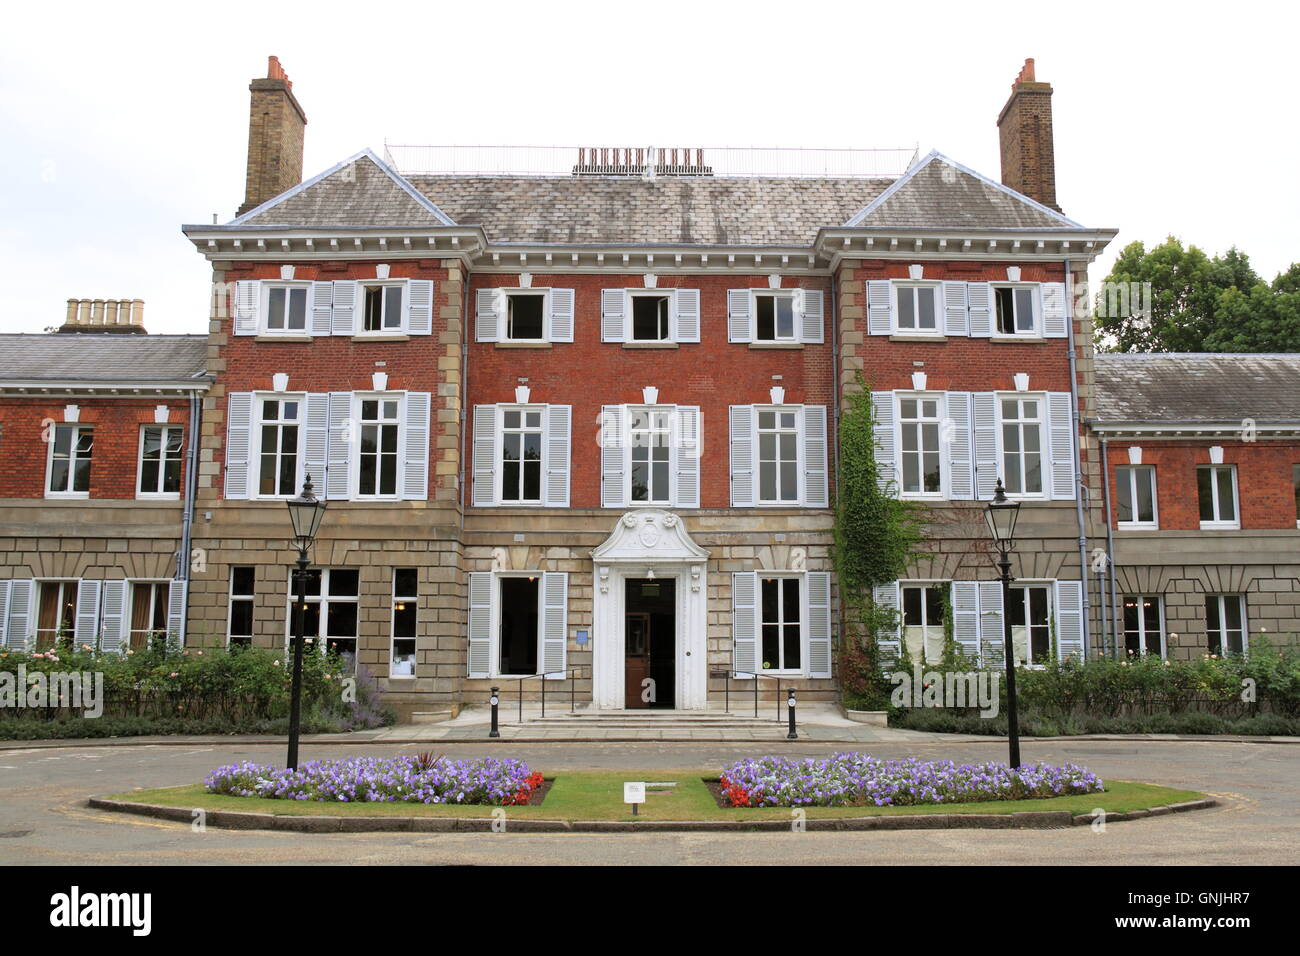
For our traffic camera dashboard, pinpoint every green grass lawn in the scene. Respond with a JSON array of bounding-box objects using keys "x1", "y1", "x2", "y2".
[{"x1": 109, "y1": 772, "x2": 1205, "y2": 822}]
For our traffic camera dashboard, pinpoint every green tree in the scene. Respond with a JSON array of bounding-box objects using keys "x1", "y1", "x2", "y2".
[
  {"x1": 833, "y1": 379, "x2": 928, "y2": 707},
  {"x1": 1095, "y1": 236, "x2": 1299, "y2": 353}
]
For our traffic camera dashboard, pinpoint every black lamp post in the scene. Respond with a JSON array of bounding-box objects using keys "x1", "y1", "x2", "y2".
[
  {"x1": 985, "y1": 478, "x2": 1022, "y2": 769},
  {"x1": 286, "y1": 474, "x2": 327, "y2": 771}
]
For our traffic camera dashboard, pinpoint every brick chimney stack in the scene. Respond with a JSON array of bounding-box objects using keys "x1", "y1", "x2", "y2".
[
  {"x1": 236, "y1": 56, "x2": 308, "y2": 217},
  {"x1": 996, "y1": 58, "x2": 1061, "y2": 213}
]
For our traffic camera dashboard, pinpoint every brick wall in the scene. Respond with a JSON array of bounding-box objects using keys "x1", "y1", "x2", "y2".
[
  {"x1": 465, "y1": 272, "x2": 834, "y2": 509},
  {"x1": 1106, "y1": 440, "x2": 1300, "y2": 531},
  {"x1": 0, "y1": 397, "x2": 191, "y2": 499}
]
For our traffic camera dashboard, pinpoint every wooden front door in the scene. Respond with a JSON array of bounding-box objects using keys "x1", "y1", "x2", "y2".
[{"x1": 624, "y1": 612, "x2": 652, "y2": 709}]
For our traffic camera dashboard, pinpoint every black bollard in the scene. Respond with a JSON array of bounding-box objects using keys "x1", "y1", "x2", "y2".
[
  {"x1": 786, "y1": 689, "x2": 797, "y2": 740},
  {"x1": 489, "y1": 686, "x2": 500, "y2": 738}
]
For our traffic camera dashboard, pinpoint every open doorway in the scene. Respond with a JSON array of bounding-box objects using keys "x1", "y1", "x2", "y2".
[{"x1": 624, "y1": 578, "x2": 675, "y2": 709}]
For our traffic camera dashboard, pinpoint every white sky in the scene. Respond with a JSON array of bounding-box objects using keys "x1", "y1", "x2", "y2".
[{"x1": 1, "y1": 0, "x2": 1295, "y2": 336}]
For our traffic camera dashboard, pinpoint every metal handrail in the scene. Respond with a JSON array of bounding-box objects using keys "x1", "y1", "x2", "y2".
[{"x1": 715, "y1": 670, "x2": 787, "y2": 720}]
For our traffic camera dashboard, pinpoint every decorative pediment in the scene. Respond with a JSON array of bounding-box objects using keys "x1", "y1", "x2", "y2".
[{"x1": 591, "y1": 510, "x2": 710, "y2": 563}]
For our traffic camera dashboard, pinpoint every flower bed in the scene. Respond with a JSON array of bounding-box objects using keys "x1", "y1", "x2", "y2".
[
  {"x1": 205, "y1": 755, "x2": 545, "y2": 806},
  {"x1": 718, "y1": 753, "x2": 1103, "y2": 808}
]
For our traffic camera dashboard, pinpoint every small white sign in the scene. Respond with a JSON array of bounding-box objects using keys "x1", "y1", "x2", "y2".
[{"x1": 623, "y1": 781, "x2": 646, "y2": 805}]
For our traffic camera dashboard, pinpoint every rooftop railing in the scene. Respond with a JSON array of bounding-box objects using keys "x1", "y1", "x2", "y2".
[{"x1": 382, "y1": 143, "x2": 919, "y2": 179}]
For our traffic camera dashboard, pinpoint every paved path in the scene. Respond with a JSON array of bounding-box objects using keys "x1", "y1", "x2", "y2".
[{"x1": 0, "y1": 738, "x2": 1294, "y2": 865}]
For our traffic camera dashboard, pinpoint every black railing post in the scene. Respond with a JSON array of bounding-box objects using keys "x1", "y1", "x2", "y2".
[
  {"x1": 518, "y1": 678, "x2": 523, "y2": 724},
  {"x1": 571, "y1": 668, "x2": 576, "y2": 713},
  {"x1": 541, "y1": 673, "x2": 546, "y2": 719},
  {"x1": 776, "y1": 678, "x2": 781, "y2": 722},
  {"x1": 754, "y1": 674, "x2": 759, "y2": 718},
  {"x1": 489, "y1": 686, "x2": 500, "y2": 738}
]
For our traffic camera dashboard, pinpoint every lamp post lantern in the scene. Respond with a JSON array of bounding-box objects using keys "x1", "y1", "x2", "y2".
[
  {"x1": 985, "y1": 478, "x2": 1022, "y2": 769},
  {"x1": 286, "y1": 475, "x2": 327, "y2": 771}
]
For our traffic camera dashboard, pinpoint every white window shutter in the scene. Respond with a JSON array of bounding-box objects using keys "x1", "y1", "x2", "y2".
[
  {"x1": 224, "y1": 392, "x2": 253, "y2": 500},
  {"x1": 978, "y1": 581, "x2": 1004, "y2": 667},
  {"x1": 731, "y1": 571, "x2": 758, "y2": 675},
  {"x1": 472, "y1": 405, "x2": 498, "y2": 506},
  {"x1": 310, "y1": 281, "x2": 334, "y2": 336},
  {"x1": 544, "y1": 404, "x2": 571, "y2": 507},
  {"x1": 871, "y1": 391, "x2": 896, "y2": 494},
  {"x1": 951, "y1": 582, "x2": 981, "y2": 661},
  {"x1": 806, "y1": 571, "x2": 832, "y2": 677},
  {"x1": 233, "y1": 280, "x2": 259, "y2": 335},
  {"x1": 331, "y1": 281, "x2": 357, "y2": 336},
  {"x1": 942, "y1": 281, "x2": 969, "y2": 336},
  {"x1": 873, "y1": 581, "x2": 901, "y2": 663},
  {"x1": 1048, "y1": 392, "x2": 1076, "y2": 500},
  {"x1": 0, "y1": 581, "x2": 8, "y2": 647},
  {"x1": 5, "y1": 580, "x2": 33, "y2": 650},
  {"x1": 1041, "y1": 282, "x2": 1068, "y2": 338},
  {"x1": 674, "y1": 405, "x2": 701, "y2": 507},
  {"x1": 467, "y1": 572, "x2": 492, "y2": 678},
  {"x1": 326, "y1": 392, "x2": 352, "y2": 499},
  {"x1": 549, "y1": 288, "x2": 575, "y2": 342},
  {"x1": 802, "y1": 405, "x2": 829, "y2": 507},
  {"x1": 476, "y1": 288, "x2": 502, "y2": 342},
  {"x1": 973, "y1": 392, "x2": 999, "y2": 499},
  {"x1": 167, "y1": 579, "x2": 187, "y2": 649},
  {"x1": 947, "y1": 391, "x2": 974, "y2": 499},
  {"x1": 675, "y1": 289, "x2": 700, "y2": 342},
  {"x1": 402, "y1": 392, "x2": 431, "y2": 501},
  {"x1": 74, "y1": 579, "x2": 102, "y2": 647},
  {"x1": 407, "y1": 279, "x2": 434, "y2": 335},
  {"x1": 600, "y1": 404, "x2": 627, "y2": 507},
  {"x1": 542, "y1": 572, "x2": 568, "y2": 677},
  {"x1": 968, "y1": 282, "x2": 993, "y2": 337},
  {"x1": 1055, "y1": 580, "x2": 1085, "y2": 661},
  {"x1": 727, "y1": 289, "x2": 752, "y2": 343},
  {"x1": 601, "y1": 289, "x2": 626, "y2": 342},
  {"x1": 99, "y1": 581, "x2": 127, "y2": 652},
  {"x1": 728, "y1": 405, "x2": 755, "y2": 506},
  {"x1": 303, "y1": 393, "x2": 329, "y2": 492},
  {"x1": 867, "y1": 280, "x2": 892, "y2": 335},
  {"x1": 799, "y1": 289, "x2": 825, "y2": 343}
]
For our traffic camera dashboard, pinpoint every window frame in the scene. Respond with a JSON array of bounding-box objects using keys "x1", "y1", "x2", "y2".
[
  {"x1": 227, "y1": 566, "x2": 255, "y2": 648},
  {"x1": 1007, "y1": 582, "x2": 1053, "y2": 667},
  {"x1": 1197, "y1": 464, "x2": 1239, "y2": 530},
  {"x1": 1205, "y1": 594, "x2": 1248, "y2": 656},
  {"x1": 991, "y1": 283, "x2": 1041, "y2": 337},
  {"x1": 892, "y1": 281, "x2": 942, "y2": 335},
  {"x1": 254, "y1": 393, "x2": 305, "y2": 500},
  {"x1": 127, "y1": 579, "x2": 172, "y2": 652},
  {"x1": 1122, "y1": 594, "x2": 1166, "y2": 659},
  {"x1": 259, "y1": 281, "x2": 311, "y2": 336},
  {"x1": 356, "y1": 279, "x2": 407, "y2": 336},
  {"x1": 997, "y1": 393, "x2": 1048, "y2": 500},
  {"x1": 136, "y1": 424, "x2": 184, "y2": 499},
  {"x1": 896, "y1": 392, "x2": 946, "y2": 499},
  {"x1": 1292, "y1": 464, "x2": 1300, "y2": 529},
  {"x1": 628, "y1": 289, "x2": 675, "y2": 343},
  {"x1": 45, "y1": 423, "x2": 94, "y2": 499},
  {"x1": 900, "y1": 581, "x2": 948, "y2": 664},
  {"x1": 751, "y1": 289, "x2": 800, "y2": 343},
  {"x1": 353, "y1": 392, "x2": 403, "y2": 501},
  {"x1": 284, "y1": 568, "x2": 360, "y2": 670},
  {"x1": 1115, "y1": 464, "x2": 1158, "y2": 529},
  {"x1": 758, "y1": 572, "x2": 806, "y2": 675},
  {"x1": 497, "y1": 404, "x2": 546, "y2": 505},
  {"x1": 390, "y1": 568, "x2": 418, "y2": 679},
  {"x1": 626, "y1": 404, "x2": 677, "y2": 506},
  {"x1": 35, "y1": 579, "x2": 79, "y2": 650},
  {"x1": 755, "y1": 405, "x2": 804, "y2": 506},
  {"x1": 503, "y1": 288, "x2": 551, "y2": 342},
  {"x1": 493, "y1": 571, "x2": 544, "y2": 678}
]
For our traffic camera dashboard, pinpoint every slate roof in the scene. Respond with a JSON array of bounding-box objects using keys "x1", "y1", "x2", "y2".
[
  {"x1": 235, "y1": 151, "x2": 452, "y2": 228},
  {"x1": 407, "y1": 175, "x2": 891, "y2": 245},
  {"x1": 845, "y1": 152, "x2": 1082, "y2": 230},
  {"x1": 1093, "y1": 353, "x2": 1300, "y2": 423},
  {"x1": 0, "y1": 334, "x2": 209, "y2": 385}
]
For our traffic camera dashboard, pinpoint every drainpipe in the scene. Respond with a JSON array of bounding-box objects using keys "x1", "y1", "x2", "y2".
[
  {"x1": 1100, "y1": 436, "x2": 1120, "y2": 658},
  {"x1": 176, "y1": 389, "x2": 202, "y2": 645},
  {"x1": 1064, "y1": 260, "x2": 1092, "y2": 657}
]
